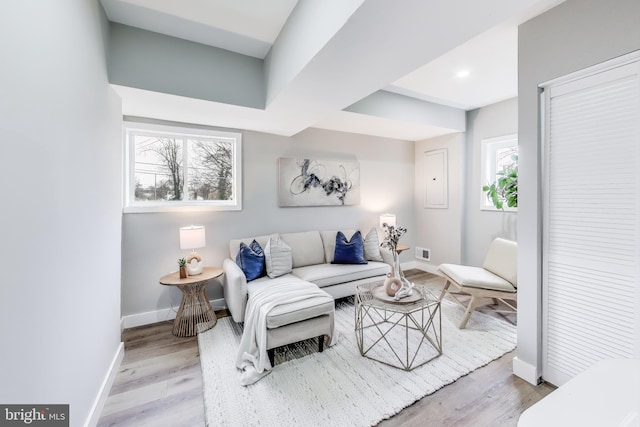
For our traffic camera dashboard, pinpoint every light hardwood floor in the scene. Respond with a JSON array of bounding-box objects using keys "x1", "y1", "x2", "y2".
[{"x1": 98, "y1": 270, "x2": 555, "y2": 427}]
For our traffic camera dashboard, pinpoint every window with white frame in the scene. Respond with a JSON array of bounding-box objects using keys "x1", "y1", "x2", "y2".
[
  {"x1": 123, "y1": 121, "x2": 242, "y2": 213},
  {"x1": 480, "y1": 134, "x2": 518, "y2": 211}
]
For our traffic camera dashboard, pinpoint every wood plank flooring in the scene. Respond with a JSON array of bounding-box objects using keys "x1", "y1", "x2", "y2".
[{"x1": 98, "y1": 270, "x2": 555, "y2": 427}]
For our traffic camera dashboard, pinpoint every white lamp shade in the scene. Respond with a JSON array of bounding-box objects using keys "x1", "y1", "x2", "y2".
[
  {"x1": 379, "y1": 213, "x2": 396, "y2": 229},
  {"x1": 179, "y1": 225, "x2": 206, "y2": 250}
]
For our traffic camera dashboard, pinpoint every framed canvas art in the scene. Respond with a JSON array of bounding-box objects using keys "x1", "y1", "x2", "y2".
[{"x1": 278, "y1": 158, "x2": 360, "y2": 206}]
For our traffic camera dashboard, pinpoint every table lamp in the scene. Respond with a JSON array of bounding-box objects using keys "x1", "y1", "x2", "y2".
[
  {"x1": 180, "y1": 225, "x2": 206, "y2": 276},
  {"x1": 379, "y1": 213, "x2": 396, "y2": 229}
]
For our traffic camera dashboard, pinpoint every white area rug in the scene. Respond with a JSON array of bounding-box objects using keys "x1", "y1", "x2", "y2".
[{"x1": 198, "y1": 290, "x2": 516, "y2": 427}]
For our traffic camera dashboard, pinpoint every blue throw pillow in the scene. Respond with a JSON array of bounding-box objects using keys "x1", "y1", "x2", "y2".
[
  {"x1": 332, "y1": 231, "x2": 368, "y2": 265},
  {"x1": 236, "y1": 240, "x2": 265, "y2": 281}
]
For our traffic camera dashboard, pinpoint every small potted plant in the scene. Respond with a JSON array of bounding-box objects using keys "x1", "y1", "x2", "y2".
[{"x1": 178, "y1": 257, "x2": 187, "y2": 278}]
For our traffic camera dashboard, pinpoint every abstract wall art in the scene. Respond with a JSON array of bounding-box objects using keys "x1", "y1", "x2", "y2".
[{"x1": 278, "y1": 158, "x2": 360, "y2": 206}]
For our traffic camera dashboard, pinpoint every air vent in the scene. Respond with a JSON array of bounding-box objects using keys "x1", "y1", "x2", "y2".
[{"x1": 415, "y1": 247, "x2": 430, "y2": 261}]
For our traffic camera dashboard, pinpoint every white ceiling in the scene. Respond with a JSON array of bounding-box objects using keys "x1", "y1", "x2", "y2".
[{"x1": 101, "y1": 0, "x2": 564, "y2": 141}]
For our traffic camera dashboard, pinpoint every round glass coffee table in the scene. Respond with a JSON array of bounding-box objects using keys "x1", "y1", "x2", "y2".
[{"x1": 355, "y1": 281, "x2": 442, "y2": 371}]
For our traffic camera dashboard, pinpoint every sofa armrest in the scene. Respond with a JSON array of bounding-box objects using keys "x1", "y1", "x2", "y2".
[{"x1": 222, "y1": 258, "x2": 248, "y2": 323}]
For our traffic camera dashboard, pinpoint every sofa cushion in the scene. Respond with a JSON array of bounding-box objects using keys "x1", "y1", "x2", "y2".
[
  {"x1": 320, "y1": 229, "x2": 357, "y2": 263},
  {"x1": 332, "y1": 230, "x2": 367, "y2": 264},
  {"x1": 292, "y1": 262, "x2": 390, "y2": 288},
  {"x1": 235, "y1": 240, "x2": 265, "y2": 281},
  {"x1": 229, "y1": 234, "x2": 276, "y2": 260},
  {"x1": 280, "y1": 231, "x2": 325, "y2": 268},
  {"x1": 363, "y1": 228, "x2": 384, "y2": 262},
  {"x1": 264, "y1": 236, "x2": 293, "y2": 278},
  {"x1": 247, "y1": 275, "x2": 334, "y2": 329},
  {"x1": 439, "y1": 263, "x2": 516, "y2": 293}
]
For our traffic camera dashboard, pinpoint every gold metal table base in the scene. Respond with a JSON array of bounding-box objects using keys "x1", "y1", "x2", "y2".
[
  {"x1": 159, "y1": 267, "x2": 223, "y2": 338},
  {"x1": 173, "y1": 281, "x2": 216, "y2": 337}
]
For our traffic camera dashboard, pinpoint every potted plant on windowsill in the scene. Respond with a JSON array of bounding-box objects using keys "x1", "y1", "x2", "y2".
[
  {"x1": 178, "y1": 258, "x2": 187, "y2": 279},
  {"x1": 483, "y1": 155, "x2": 518, "y2": 210}
]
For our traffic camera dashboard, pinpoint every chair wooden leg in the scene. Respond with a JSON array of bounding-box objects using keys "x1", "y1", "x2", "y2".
[
  {"x1": 438, "y1": 280, "x2": 452, "y2": 302},
  {"x1": 459, "y1": 295, "x2": 479, "y2": 329},
  {"x1": 318, "y1": 335, "x2": 324, "y2": 353},
  {"x1": 268, "y1": 348, "x2": 275, "y2": 367}
]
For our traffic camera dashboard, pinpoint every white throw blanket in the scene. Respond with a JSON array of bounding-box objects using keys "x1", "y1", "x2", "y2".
[{"x1": 236, "y1": 278, "x2": 334, "y2": 386}]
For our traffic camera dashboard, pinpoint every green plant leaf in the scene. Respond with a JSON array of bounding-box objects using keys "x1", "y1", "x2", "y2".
[{"x1": 482, "y1": 155, "x2": 518, "y2": 210}]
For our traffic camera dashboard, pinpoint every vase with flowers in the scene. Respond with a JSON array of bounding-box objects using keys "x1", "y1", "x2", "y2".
[{"x1": 380, "y1": 223, "x2": 414, "y2": 300}]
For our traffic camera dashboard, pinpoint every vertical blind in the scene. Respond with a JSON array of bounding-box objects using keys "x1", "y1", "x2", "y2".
[{"x1": 543, "y1": 58, "x2": 640, "y2": 386}]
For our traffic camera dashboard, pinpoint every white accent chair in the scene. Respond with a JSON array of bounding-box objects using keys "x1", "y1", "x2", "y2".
[{"x1": 438, "y1": 238, "x2": 517, "y2": 329}]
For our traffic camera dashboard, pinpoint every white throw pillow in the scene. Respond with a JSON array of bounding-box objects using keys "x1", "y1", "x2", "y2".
[
  {"x1": 264, "y1": 236, "x2": 293, "y2": 278},
  {"x1": 363, "y1": 228, "x2": 384, "y2": 262}
]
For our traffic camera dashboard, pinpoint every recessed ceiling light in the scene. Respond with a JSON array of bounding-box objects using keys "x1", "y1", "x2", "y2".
[{"x1": 456, "y1": 70, "x2": 470, "y2": 78}]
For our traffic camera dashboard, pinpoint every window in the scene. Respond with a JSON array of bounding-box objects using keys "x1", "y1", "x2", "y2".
[
  {"x1": 480, "y1": 134, "x2": 518, "y2": 211},
  {"x1": 124, "y1": 121, "x2": 242, "y2": 213}
]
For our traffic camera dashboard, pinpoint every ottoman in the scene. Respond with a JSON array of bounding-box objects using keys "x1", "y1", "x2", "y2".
[{"x1": 247, "y1": 275, "x2": 335, "y2": 366}]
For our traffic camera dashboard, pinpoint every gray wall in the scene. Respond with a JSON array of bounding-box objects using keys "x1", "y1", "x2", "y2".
[
  {"x1": 412, "y1": 99, "x2": 518, "y2": 271},
  {"x1": 517, "y1": 0, "x2": 640, "y2": 382},
  {"x1": 463, "y1": 98, "x2": 518, "y2": 266},
  {"x1": 0, "y1": 2, "x2": 123, "y2": 425},
  {"x1": 121, "y1": 127, "x2": 415, "y2": 321},
  {"x1": 414, "y1": 133, "x2": 465, "y2": 272},
  {"x1": 109, "y1": 23, "x2": 265, "y2": 109}
]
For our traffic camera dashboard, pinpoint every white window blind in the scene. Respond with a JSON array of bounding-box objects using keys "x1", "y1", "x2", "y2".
[{"x1": 542, "y1": 56, "x2": 640, "y2": 386}]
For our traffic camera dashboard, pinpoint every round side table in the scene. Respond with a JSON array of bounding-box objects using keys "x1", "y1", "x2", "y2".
[
  {"x1": 159, "y1": 267, "x2": 223, "y2": 337},
  {"x1": 395, "y1": 243, "x2": 410, "y2": 255}
]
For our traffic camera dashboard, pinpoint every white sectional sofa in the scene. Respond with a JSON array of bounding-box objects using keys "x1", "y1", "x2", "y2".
[{"x1": 222, "y1": 229, "x2": 393, "y2": 323}]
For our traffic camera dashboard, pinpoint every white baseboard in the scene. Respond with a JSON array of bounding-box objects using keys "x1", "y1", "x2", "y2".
[
  {"x1": 85, "y1": 342, "x2": 124, "y2": 427},
  {"x1": 401, "y1": 261, "x2": 416, "y2": 271},
  {"x1": 121, "y1": 298, "x2": 227, "y2": 330},
  {"x1": 410, "y1": 260, "x2": 441, "y2": 275},
  {"x1": 513, "y1": 356, "x2": 541, "y2": 385},
  {"x1": 384, "y1": 261, "x2": 442, "y2": 277}
]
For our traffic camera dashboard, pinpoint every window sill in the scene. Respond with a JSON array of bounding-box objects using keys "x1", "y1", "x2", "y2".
[
  {"x1": 480, "y1": 206, "x2": 517, "y2": 213},
  {"x1": 123, "y1": 203, "x2": 241, "y2": 214}
]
